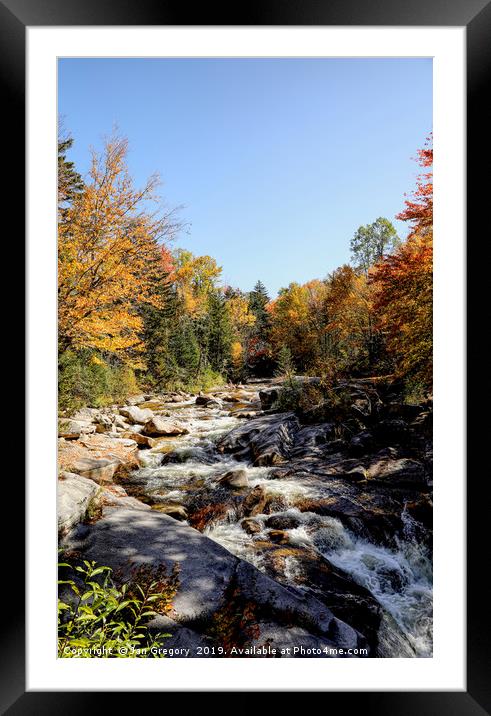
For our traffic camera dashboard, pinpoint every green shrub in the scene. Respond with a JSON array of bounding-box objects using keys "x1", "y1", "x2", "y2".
[
  {"x1": 58, "y1": 559, "x2": 178, "y2": 658},
  {"x1": 272, "y1": 379, "x2": 303, "y2": 412},
  {"x1": 59, "y1": 349, "x2": 139, "y2": 412}
]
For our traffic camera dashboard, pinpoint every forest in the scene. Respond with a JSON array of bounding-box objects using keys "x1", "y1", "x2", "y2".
[
  {"x1": 58, "y1": 128, "x2": 434, "y2": 660},
  {"x1": 58, "y1": 131, "x2": 433, "y2": 412}
]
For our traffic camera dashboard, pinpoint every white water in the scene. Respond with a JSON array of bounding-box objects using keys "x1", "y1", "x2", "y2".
[{"x1": 131, "y1": 391, "x2": 433, "y2": 657}]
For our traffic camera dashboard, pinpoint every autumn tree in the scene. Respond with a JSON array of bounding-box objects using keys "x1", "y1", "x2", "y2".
[
  {"x1": 268, "y1": 281, "x2": 326, "y2": 372},
  {"x1": 224, "y1": 287, "x2": 256, "y2": 381},
  {"x1": 371, "y1": 137, "x2": 433, "y2": 391},
  {"x1": 58, "y1": 134, "x2": 180, "y2": 363}
]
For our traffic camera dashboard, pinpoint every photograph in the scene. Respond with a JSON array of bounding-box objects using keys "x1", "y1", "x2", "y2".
[{"x1": 56, "y1": 56, "x2": 434, "y2": 660}]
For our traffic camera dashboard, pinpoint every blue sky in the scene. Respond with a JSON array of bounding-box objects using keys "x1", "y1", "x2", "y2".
[{"x1": 58, "y1": 58, "x2": 432, "y2": 297}]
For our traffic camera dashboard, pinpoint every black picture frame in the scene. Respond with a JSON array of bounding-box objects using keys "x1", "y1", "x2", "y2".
[{"x1": 5, "y1": 0, "x2": 487, "y2": 711}]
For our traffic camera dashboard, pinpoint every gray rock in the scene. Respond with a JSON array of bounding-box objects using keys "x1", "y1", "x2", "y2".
[
  {"x1": 234, "y1": 561, "x2": 336, "y2": 637},
  {"x1": 265, "y1": 513, "x2": 301, "y2": 530},
  {"x1": 143, "y1": 417, "x2": 189, "y2": 437},
  {"x1": 119, "y1": 405, "x2": 154, "y2": 425},
  {"x1": 146, "y1": 614, "x2": 215, "y2": 656},
  {"x1": 259, "y1": 388, "x2": 280, "y2": 409},
  {"x1": 58, "y1": 472, "x2": 99, "y2": 534},
  {"x1": 58, "y1": 419, "x2": 96, "y2": 439},
  {"x1": 241, "y1": 518, "x2": 262, "y2": 534},
  {"x1": 95, "y1": 414, "x2": 114, "y2": 433},
  {"x1": 126, "y1": 394, "x2": 147, "y2": 406},
  {"x1": 114, "y1": 414, "x2": 130, "y2": 430},
  {"x1": 247, "y1": 622, "x2": 344, "y2": 657},
  {"x1": 60, "y1": 508, "x2": 238, "y2": 624},
  {"x1": 195, "y1": 394, "x2": 223, "y2": 408},
  {"x1": 348, "y1": 431, "x2": 374, "y2": 456},
  {"x1": 59, "y1": 507, "x2": 361, "y2": 649},
  {"x1": 375, "y1": 612, "x2": 416, "y2": 658},
  {"x1": 366, "y1": 457, "x2": 427, "y2": 487},
  {"x1": 152, "y1": 504, "x2": 188, "y2": 521},
  {"x1": 218, "y1": 413, "x2": 299, "y2": 466},
  {"x1": 217, "y1": 469, "x2": 249, "y2": 489},
  {"x1": 70, "y1": 457, "x2": 121, "y2": 484}
]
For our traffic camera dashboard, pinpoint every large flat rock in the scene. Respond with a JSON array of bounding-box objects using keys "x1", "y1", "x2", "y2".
[
  {"x1": 58, "y1": 472, "x2": 99, "y2": 535},
  {"x1": 60, "y1": 507, "x2": 367, "y2": 653},
  {"x1": 61, "y1": 508, "x2": 237, "y2": 624}
]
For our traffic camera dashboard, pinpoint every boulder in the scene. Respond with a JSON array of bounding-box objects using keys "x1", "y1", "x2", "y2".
[
  {"x1": 123, "y1": 431, "x2": 155, "y2": 449},
  {"x1": 217, "y1": 469, "x2": 249, "y2": 489},
  {"x1": 221, "y1": 389, "x2": 254, "y2": 403},
  {"x1": 217, "y1": 413, "x2": 299, "y2": 466},
  {"x1": 70, "y1": 457, "x2": 121, "y2": 484},
  {"x1": 60, "y1": 507, "x2": 361, "y2": 650},
  {"x1": 246, "y1": 622, "x2": 343, "y2": 657},
  {"x1": 146, "y1": 614, "x2": 215, "y2": 656},
  {"x1": 242, "y1": 485, "x2": 269, "y2": 517},
  {"x1": 60, "y1": 508, "x2": 241, "y2": 623},
  {"x1": 195, "y1": 395, "x2": 223, "y2": 408},
  {"x1": 58, "y1": 419, "x2": 95, "y2": 439},
  {"x1": 57, "y1": 472, "x2": 99, "y2": 534},
  {"x1": 366, "y1": 457, "x2": 427, "y2": 487},
  {"x1": 241, "y1": 518, "x2": 262, "y2": 535},
  {"x1": 99, "y1": 484, "x2": 151, "y2": 513},
  {"x1": 113, "y1": 414, "x2": 130, "y2": 430},
  {"x1": 119, "y1": 405, "x2": 154, "y2": 425},
  {"x1": 265, "y1": 513, "x2": 301, "y2": 530},
  {"x1": 241, "y1": 485, "x2": 288, "y2": 517},
  {"x1": 142, "y1": 417, "x2": 189, "y2": 437},
  {"x1": 348, "y1": 431, "x2": 375, "y2": 456},
  {"x1": 94, "y1": 414, "x2": 114, "y2": 433},
  {"x1": 70, "y1": 407, "x2": 100, "y2": 421},
  {"x1": 268, "y1": 529, "x2": 291, "y2": 545},
  {"x1": 126, "y1": 394, "x2": 147, "y2": 406},
  {"x1": 234, "y1": 560, "x2": 340, "y2": 639},
  {"x1": 259, "y1": 388, "x2": 279, "y2": 409},
  {"x1": 58, "y1": 433, "x2": 140, "y2": 478},
  {"x1": 151, "y1": 504, "x2": 188, "y2": 521}
]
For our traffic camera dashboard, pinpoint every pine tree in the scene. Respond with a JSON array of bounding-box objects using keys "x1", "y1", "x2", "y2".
[
  {"x1": 58, "y1": 133, "x2": 84, "y2": 214},
  {"x1": 205, "y1": 290, "x2": 233, "y2": 375},
  {"x1": 140, "y1": 272, "x2": 177, "y2": 387},
  {"x1": 248, "y1": 280, "x2": 270, "y2": 330},
  {"x1": 276, "y1": 345, "x2": 295, "y2": 380}
]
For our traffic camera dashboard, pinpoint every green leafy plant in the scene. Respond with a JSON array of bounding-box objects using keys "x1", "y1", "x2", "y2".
[{"x1": 58, "y1": 559, "x2": 178, "y2": 658}]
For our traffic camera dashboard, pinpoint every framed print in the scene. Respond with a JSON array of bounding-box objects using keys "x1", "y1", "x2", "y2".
[{"x1": 2, "y1": 0, "x2": 488, "y2": 710}]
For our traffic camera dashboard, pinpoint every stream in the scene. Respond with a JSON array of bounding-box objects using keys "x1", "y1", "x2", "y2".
[{"x1": 126, "y1": 382, "x2": 433, "y2": 657}]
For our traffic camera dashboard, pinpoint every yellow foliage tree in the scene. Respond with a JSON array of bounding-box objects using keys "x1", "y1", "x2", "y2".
[
  {"x1": 58, "y1": 135, "x2": 178, "y2": 365},
  {"x1": 171, "y1": 249, "x2": 222, "y2": 317}
]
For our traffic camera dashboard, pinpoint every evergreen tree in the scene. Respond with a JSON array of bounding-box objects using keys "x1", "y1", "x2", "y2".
[
  {"x1": 140, "y1": 273, "x2": 177, "y2": 387},
  {"x1": 58, "y1": 133, "x2": 84, "y2": 213},
  {"x1": 205, "y1": 290, "x2": 233, "y2": 375},
  {"x1": 248, "y1": 280, "x2": 270, "y2": 331},
  {"x1": 246, "y1": 280, "x2": 274, "y2": 376},
  {"x1": 276, "y1": 345, "x2": 295, "y2": 381}
]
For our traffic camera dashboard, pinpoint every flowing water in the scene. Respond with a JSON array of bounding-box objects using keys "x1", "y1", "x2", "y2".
[{"x1": 128, "y1": 386, "x2": 433, "y2": 657}]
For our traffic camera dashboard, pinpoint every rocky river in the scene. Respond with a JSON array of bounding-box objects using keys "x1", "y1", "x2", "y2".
[{"x1": 58, "y1": 378, "x2": 433, "y2": 658}]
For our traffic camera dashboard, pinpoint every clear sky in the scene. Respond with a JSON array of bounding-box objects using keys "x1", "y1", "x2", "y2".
[{"x1": 58, "y1": 57, "x2": 432, "y2": 297}]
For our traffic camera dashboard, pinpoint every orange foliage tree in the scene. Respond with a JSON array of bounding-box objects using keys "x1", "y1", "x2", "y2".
[
  {"x1": 58, "y1": 135, "x2": 179, "y2": 365},
  {"x1": 371, "y1": 136, "x2": 433, "y2": 390}
]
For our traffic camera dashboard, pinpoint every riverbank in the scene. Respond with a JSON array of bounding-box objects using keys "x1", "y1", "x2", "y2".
[{"x1": 58, "y1": 378, "x2": 432, "y2": 657}]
